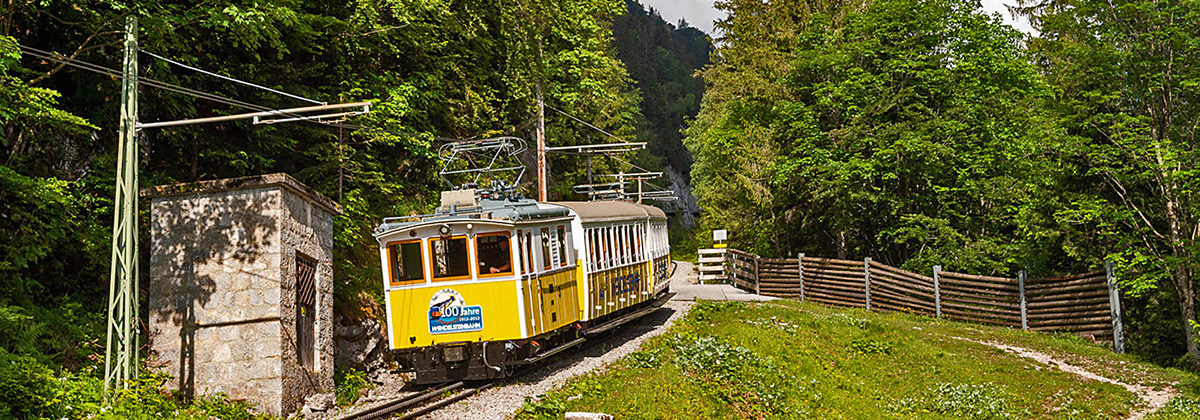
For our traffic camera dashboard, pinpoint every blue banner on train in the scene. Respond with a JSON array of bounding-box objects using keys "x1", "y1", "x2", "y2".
[{"x1": 428, "y1": 289, "x2": 484, "y2": 334}]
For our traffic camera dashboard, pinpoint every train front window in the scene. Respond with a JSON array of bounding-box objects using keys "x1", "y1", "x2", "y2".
[
  {"x1": 476, "y1": 233, "x2": 513, "y2": 276},
  {"x1": 388, "y1": 240, "x2": 425, "y2": 286},
  {"x1": 430, "y1": 236, "x2": 470, "y2": 280}
]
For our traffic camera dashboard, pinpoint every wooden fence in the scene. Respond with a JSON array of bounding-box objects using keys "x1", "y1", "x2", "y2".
[{"x1": 699, "y1": 249, "x2": 1125, "y2": 352}]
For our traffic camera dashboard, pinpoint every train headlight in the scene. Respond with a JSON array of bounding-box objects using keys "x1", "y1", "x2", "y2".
[
  {"x1": 438, "y1": 224, "x2": 452, "y2": 236},
  {"x1": 443, "y1": 345, "x2": 467, "y2": 363}
]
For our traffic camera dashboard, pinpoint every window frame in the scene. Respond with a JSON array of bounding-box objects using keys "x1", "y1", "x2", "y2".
[
  {"x1": 386, "y1": 238, "x2": 427, "y2": 287},
  {"x1": 428, "y1": 234, "x2": 473, "y2": 282},
  {"x1": 556, "y1": 225, "x2": 569, "y2": 268},
  {"x1": 475, "y1": 231, "x2": 514, "y2": 279}
]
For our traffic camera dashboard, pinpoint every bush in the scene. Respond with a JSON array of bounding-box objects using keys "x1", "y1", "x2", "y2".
[
  {"x1": 0, "y1": 353, "x2": 57, "y2": 419},
  {"x1": 848, "y1": 338, "x2": 894, "y2": 355},
  {"x1": 335, "y1": 368, "x2": 372, "y2": 406},
  {"x1": 514, "y1": 395, "x2": 565, "y2": 420}
]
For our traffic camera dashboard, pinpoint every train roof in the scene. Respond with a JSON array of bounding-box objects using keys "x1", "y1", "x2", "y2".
[
  {"x1": 551, "y1": 200, "x2": 667, "y2": 223},
  {"x1": 374, "y1": 196, "x2": 667, "y2": 239}
]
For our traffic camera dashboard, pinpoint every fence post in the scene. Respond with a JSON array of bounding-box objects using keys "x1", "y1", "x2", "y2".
[
  {"x1": 798, "y1": 253, "x2": 805, "y2": 301},
  {"x1": 1106, "y1": 261, "x2": 1126, "y2": 353},
  {"x1": 933, "y1": 265, "x2": 941, "y2": 318},
  {"x1": 1018, "y1": 270, "x2": 1028, "y2": 331},
  {"x1": 864, "y1": 257, "x2": 872, "y2": 311},
  {"x1": 754, "y1": 255, "x2": 761, "y2": 295}
]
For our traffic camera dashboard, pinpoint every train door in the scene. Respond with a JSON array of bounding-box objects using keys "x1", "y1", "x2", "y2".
[
  {"x1": 539, "y1": 227, "x2": 561, "y2": 331},
  {"x1": 520, "y1": 229, "x2": 543, "y2": 335}
]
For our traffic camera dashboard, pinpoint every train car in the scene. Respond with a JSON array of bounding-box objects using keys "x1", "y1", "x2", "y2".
[{"x1": 374, "y1": 189, "x2": 671, "y2": 383}]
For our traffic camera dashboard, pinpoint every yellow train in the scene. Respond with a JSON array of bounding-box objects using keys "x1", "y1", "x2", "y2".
[{"x1": 374, "y1": 189, "x2": 671, "y2": 383}]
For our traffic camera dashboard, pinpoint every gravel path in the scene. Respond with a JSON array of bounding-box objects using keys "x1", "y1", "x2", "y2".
[
  {"x1": 955, "y1": 337, "x2": 1177, "y2": 420},
  {"x1": 419, "y1": 262, "x2": 698, "y2": 419}
]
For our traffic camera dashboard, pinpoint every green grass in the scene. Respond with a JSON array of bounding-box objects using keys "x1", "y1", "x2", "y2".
[{"x1": 515, "y1": 300, "x2": 1200, "y2": 420}]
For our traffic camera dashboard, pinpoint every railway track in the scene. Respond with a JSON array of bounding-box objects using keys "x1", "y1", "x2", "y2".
[
  {"x1": 334, "y1": 379, "x2": 492, "y2": 420},
  {"x1": 335, "y1": 295, "x2": 676, "y2": 420}
]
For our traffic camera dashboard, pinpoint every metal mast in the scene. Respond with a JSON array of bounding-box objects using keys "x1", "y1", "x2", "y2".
[{"x1": 105, "y1": 15, "x2": 139, "y2": 395}]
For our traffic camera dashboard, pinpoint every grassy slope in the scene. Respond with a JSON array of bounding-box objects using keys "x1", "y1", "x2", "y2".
[{"x1": 516, "y1": 300, "x2": 1200, "y2": 420}]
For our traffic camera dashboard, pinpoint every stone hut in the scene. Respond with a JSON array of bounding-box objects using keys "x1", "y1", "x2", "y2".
[{"x1": 144, "y1": 173, "x2": 341, "y2": 415}]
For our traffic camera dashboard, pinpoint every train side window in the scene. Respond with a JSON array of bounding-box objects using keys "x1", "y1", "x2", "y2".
[
  {"x1": 637, "y1": 224, "x2": 644, "y2": 260},
  {"x1": 476, "y1": 233, "x2": 513, "y2": 277},
  {"x1": 430, "y1": 235, "x2": 471, "y2": 281},
  {"x1": 624, "y1": 224, "x2": 633, "y2": 264},
  {"x1": 556, "y1": 226, "x2": 568, "y2": 267},
  {"x1": 541, "y1": 227, "x2": 554, "y2": 270},
  {"x1": 387, "y1": 240, "x2": 425, "y2": 286},
  {"x1": 605, "y1": 227, "x2": 614, "y2": 268},
  {"x1": 524, "y1": 231, "x2": 534, "y2": 274},
  {"x1": 586, "y1": 228, "x2": 595, "y2": 271}
]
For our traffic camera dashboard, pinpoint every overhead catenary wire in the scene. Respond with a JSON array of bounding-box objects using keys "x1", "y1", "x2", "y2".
[
  {"x1": 140, "y1": 48, "x2": 326, "y2": 105},
  {"x1": 6, "y1": 39, "x2": 275, "y2": 113},
  {"x1": 5, "y1": 38, "x2": 608, "y2": 150},
  {"x1": 3, "y1": 38, "x2": 431, "y2": 137},
  {"x1": 546, "y1": 104, "x2": 625, "y2": 142}
]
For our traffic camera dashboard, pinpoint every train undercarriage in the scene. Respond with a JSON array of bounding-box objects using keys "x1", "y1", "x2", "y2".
[{"x1": 396, "y1": 290, "x2": 673, "y2": 384}]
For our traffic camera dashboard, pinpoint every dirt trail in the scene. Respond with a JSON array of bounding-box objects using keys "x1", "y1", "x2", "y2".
[{"x1": 956, "y1": 337, "x2": 1176, "y2": 420}]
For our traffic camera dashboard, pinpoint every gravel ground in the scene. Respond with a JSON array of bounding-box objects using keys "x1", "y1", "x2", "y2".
[
  {"x1": 418, "y1": 261, "x2": 698, "y2": 420},
  {"x1": 953, "y1": 337, "x2": 1178, "y2": 420}
]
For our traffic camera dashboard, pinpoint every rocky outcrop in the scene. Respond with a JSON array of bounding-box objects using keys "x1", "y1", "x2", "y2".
[{"x1": 333, "y1": 313, "x2": 390, "y2": 371}]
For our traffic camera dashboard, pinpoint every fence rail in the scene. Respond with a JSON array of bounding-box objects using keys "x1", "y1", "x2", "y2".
[{"x1": 698, "y1": 249, "x2": 1125, "y2": 352}]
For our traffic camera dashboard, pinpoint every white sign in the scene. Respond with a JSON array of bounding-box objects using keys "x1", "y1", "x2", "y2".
[{"x1": 712, "y1": 229, "x2": 728, "y2": 241}]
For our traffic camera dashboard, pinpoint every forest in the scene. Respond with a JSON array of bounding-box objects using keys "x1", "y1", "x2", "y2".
[{"x1": 3, "y1": 0, "x2": 1200, "y2": 417}]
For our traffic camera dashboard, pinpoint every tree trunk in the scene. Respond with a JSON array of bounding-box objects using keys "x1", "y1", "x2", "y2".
[{"x1": 1174, "y1": 265, "x2": 1200, "y2": 366}]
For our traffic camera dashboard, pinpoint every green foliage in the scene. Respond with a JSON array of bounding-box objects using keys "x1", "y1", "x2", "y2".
[
  {"x1": 541, "y1": 300, "x2": 1180, "y2": 419},
  {"x1": 625, "y1": 348, "x2": 665, "y2": 368},
  {"x1": 848, "y1": 337, "x2": 894, "y2": 355},
  {"x1": 685, "y1": 300, "x2": 745, "y2": 323},
  {"x1": 686, "y1": 0, "x2": 1065, "y2": 273},
  {"x1": 611, "y1": 0, "x2": 710, "y2": 177},
  {"x1": 926, "y1": 382, "x2": 1017, "y2": 419},
  {"x1": 1146, "y1": 395, "x2": 1200, "y2": 420},
  {"x1": 0, "y1": 354, "x2": 57, "y2": 419},
  {"x1": 1019, "y1": 0, "x2": 1200, "y2": 363},
  {"x1": 335, "y1": 368, "x2": 372, "y2": 406},
  {"x1": 515, "y1": 395, "x2": 567, "y2": 420}
]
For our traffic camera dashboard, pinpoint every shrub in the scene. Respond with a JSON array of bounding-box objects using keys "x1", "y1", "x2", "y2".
[
  {"x1": 0, "y1": 353, "x2": 57, "y2": 419},
  {"x1": 626, "y1": 348, "x2": 665, "y2": 368},
  {"x1": 848, "y1": 338, "x2": 894, "y2": 355},
  {"x1": 335, "y1": 368, "x2": 372, "y2": 406},
  {"x1": 514, "y1": 395, "x2": 565, "y2": 420}
]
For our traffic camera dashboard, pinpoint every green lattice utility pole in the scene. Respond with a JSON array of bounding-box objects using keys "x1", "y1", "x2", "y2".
[{"x1": 104, "y1": 15, "x2": 139, "y2": 397}]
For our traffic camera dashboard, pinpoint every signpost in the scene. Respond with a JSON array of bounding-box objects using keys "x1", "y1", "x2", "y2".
[{"x1": 713, "y1": 229, "x2": 728, "y2": 248}]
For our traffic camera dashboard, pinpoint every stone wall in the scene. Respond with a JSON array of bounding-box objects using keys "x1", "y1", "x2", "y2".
[
  {"x1": 279, "y1": 184, "x2": 335, "y2": 412},
  {"x1": 145, "y1": 174, "x2": 339, "y2": 416}
]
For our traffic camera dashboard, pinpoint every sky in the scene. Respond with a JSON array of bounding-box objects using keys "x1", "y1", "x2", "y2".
[{"x1": 637, "y1": 0, "x2": 1035, "y2": 36}]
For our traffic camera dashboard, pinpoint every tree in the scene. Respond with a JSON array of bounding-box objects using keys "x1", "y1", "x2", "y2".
[
  {"x1": 1019, "y1": 0, "x2": 1200, "y2": 365},
  {"x1": 686, "y1": 0, "x2": 1067, "y2": 277}
]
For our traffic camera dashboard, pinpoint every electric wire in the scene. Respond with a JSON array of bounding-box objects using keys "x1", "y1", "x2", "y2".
[
  {"x1": 6, "y1": 38, "x2": 533, "y2": 147},
  {"x1": 7, "y1": 39, "x2": 272, "y2": 113},
  {"x1": 546, "y1": 104, "x2": 626, "y2": 142},
  {"x1": 4, "y1": 39, "x2": 395, "y2": 133},
  {"x1": 140, "y1": 48, "x2": 326, "y2": 105}
]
